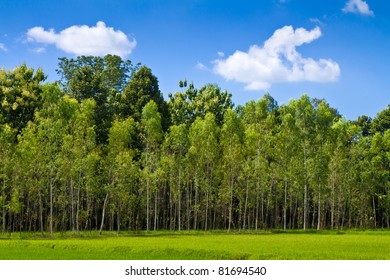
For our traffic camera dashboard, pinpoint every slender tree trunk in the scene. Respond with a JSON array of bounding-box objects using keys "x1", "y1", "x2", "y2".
[
  {"x1": 39, "y1": 188, "x2": 44, "y2": 236},
  {"x1": 284, "y1": 179, "x2": 287, "y2": 231},
  {"x1": 373, "y1": 196, "x2": 377, "y2": 228},
  {"x1": 117, "y1": 205, "x2": 120, "y2": 234},
  {"x1": 303, "y1": 145, "x2": 308, "y2": 231},
  {"x1": 193, "y1": 175, "x2": 198, "y2": 230},
  {"x1": 228, "y1": 174, "x2": 234, "y2": 233},
  {"x1": 154, "y1": 188, "x2": 158, "y2": 231},
  {"x1": 255, "y1": 184, "x2": 259, "y2": 231},
  {"x1": 99, "y1": 193, "x2": 109, "y2": 235},
  {"x1": 187, "y1": 181, "x2": 190, "y2": 232},
  {"x1": 50, "y1": 176, "x2": 53, "y2": 238},
  {"x1": 331, "y1": 176, "x2": 335, "y2": 230},
  {"x1": 205, "y1": 190, "x2": 209, "y2": 231},
  {"x1": 317, "y1": 187, "x2": 321, "y2": 230},
  {"x1": 146, "y1": 178, "x2": 150, "y2": 231},
  {"x1": 2, "y1": 174, "x2": 6, "y2": 234},
  {"x1": 178, "y1": 165, "x2": 181, "y2": 231},
  {"x1": 70, "y1": 178, "x2": 74, "y2": 233},
  {"x1": 243, "y1": 176, "x2": 249, "y2": 230},
  {"x1": 76, "y1": 179, "x2": 80, "y2": 235}
]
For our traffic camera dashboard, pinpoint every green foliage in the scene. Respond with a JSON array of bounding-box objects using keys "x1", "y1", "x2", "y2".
[
  {"x1": 0, "y1": 64, "x2": 45, "y2": 132},
  {"x1": 168, "y1": 83, "x2": 233, "y2": 126},
  {"x1": 0, "y1": 62, "x2": 389, "y2": 235}
]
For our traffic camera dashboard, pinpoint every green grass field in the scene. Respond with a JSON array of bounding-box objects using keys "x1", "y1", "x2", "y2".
[{"x1": 0, "y1": 230, "x2": 389, "y2": 260}]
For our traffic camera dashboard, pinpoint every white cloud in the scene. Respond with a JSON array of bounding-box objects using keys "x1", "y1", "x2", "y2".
[
  {"x1": 342, "y1": 0, "x2": 374, "y2": 16},
  {"x1": 309, "y1": 18, "x2": 324, "y2": 25},
  {"x1": 32, "y1": 47, "x2": 46, "y2": 54},
  {"x1": 195, "y1": 62, "x2": 208, "y2": 71},
  {"x1": 213, "y1": 26, "x2": 340, "y2": 91},
  {"x1": 0, "y1": 43, "x2": 7, "y2": 51},
  {"x1": 217, "y1": 51, "x2": 225, "y2": 57},
  {"x1": 26, "y1": 21, "x2": 136, "y2": 57}
]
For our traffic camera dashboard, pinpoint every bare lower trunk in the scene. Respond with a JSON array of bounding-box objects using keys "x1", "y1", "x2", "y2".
[
  {"x1": 228, "y1": 177, "x2": 234, "y2": 233},
  {"x1": 76, "y1": 181, "x2": 80, "y2": 235},
  {"x1": 303, "y1": 145, "x2": 307, "y2": 231},
  {"x1": 39, "y1": 189, "x2": 44, "y2": 236},
  {"x1": 255, "y1": 185, "x2": 259, "y2": 231},
  {"x1": 178, "y1": 168, "x2": 181, "y2": 231},
  {"x1": 243, "y1": 177, "x2": 249, "y2": 230},
  {"x1": 205, "y1": 191, "x2": 209, "y2": 231},
  {"x1": 317, "y1": 189, "x2": 321, "y2": 230},
  {"x1": 331, "y1": 176, "x2": 335, "y2": 230},
  {"x1": 50, "y1": 177, "x2": 53, "y2": 238},
  {"x1": 70, "y1": 178, "x2": 74, "y2": 233},
  {"x1": 154, "y1": 189, "x2": 157, "y2": 231},
  {"x1": 2, "y1": 180, "x2": 5, "y2": 234},
  {"x1": 99, "y1": 193, "x2": 109, "y2": 235},
  {"x1": 284, "y1": 179, "x2": 287, "y2": 231},
  {"x1": 146, "y1": 180, "x2": 150, "y2": 231}
]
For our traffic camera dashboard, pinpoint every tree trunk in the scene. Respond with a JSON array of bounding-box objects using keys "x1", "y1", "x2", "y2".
[
  {"x1": 284, "y1": 179, "x2": 287, "y2": 231},
  {"x1": 70, "y1": 178, "x2": 74, "y2": 233},
  {"x1": 76, "y1": 179, "x2": 80, "y2": 235},
  {"x1": 39, "y1": 188, "x2": 44, "y2": 236},
  {"x1": 146, "y1": 178, "x2": 150, "y2": 231},
  {"x1": 243, "y1": 176, "x2": 249, "y2": 230},
  {"x1": 331, "y1": 177, "x2": 335, "y2": 230},
  {"x1": 2, "y1": 175, "x2": 6, "y2": 234},
  {"x1": 154, "y1": 188, "x2": 158, "y2": 231},
  {"x1": 205, "y1": 190, "x2": 209, "y2": 231},
  {"x1": 303, "y1": 144, "x2": 308, "y2": 231},
  {"x1": 99, "y1": 193, "x2": 109, "y2": 235},
  {"x1": 317, "y1": 187, "x2": 321, "y2": 230},
  {"x1": 228, "y1": 174, "x2": 234, "y2": 233},
  {"x1": 50, "y1": 177, "x2": 53, "y2": 238}
]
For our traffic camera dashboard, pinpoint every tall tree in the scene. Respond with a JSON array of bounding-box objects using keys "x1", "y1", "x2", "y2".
[
  {"x1": 0, "y1": 64, "x2": 45, "y2": 133},
  {"x1": 220, "y1": 109, "x2": 244, "y2": 232},
  {"x1": 141, "y1": 100, "x2": 163, "y2": 231}
]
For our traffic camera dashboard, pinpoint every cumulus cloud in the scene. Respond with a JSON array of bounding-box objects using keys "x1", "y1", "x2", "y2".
[
  {"x1": 0, "y1": 43, "x2": 7, "y2": 51},
  {"x1": 26, "y1": 21, "x2": 136, "y2": 57},
  {"x1": 342, "y1": 0, "x2": 374, "y2": 16},
  {"x1": 213, "y1": 26, "x2": 340, "y2": 90}
]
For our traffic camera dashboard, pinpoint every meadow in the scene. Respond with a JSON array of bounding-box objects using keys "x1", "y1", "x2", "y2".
[{"x1": 0, "y1": 230, "x2": 389, "y2": 260}]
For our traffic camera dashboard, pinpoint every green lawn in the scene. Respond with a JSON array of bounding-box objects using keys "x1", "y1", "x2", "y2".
[{"x1": 0, "y1": 230, "x2": 389, "y2": 260}]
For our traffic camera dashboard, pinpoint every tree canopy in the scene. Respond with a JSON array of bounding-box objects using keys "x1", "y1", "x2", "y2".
[{"x1": 0, "y1": 58, "x2": 389, "y2": 234}]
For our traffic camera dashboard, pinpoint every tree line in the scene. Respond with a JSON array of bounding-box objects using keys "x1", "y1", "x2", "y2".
[{"x1": 0, "y1": 55, "x2": 389, "y2": 236}]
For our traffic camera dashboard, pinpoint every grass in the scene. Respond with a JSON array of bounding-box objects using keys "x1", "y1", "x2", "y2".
[{"x1": 0, "y1": 230, "x2": 389, "y2": 260}]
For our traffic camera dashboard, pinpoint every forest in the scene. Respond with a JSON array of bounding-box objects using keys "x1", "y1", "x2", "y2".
[{"x1": 0, "y1": 55, "x2": 389, "y2": 236}]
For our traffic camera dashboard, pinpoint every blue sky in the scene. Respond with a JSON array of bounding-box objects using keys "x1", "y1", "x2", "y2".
[{"x1": 0, "y1": 0, "x2": 389, "y2": 120}]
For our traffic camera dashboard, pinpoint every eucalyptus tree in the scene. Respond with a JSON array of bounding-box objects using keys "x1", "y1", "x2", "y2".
[
  {"x1": 242, "y1": 94, "x2": 278, "y2": 230},
  {"x1": 220, "y1": 109, "x2": 244, "y2": 232},
  {"x1": 309, "y1": 100, "x2": 337, "y2": 230},
  {"x1": 57, "y1": 98, "x2": 97, "y2": 234},
  {"x1": 276, "y1": 106, "x2": 298, "y2": 231},
  {"x1": 33, "y1": 83, "x2": 68, "y2": 236},
  {"x1": 188, "y1": 113, "x2": 219, "y2": 230},
  {"x1": 162, "y1": 124, "x2": 189, "y2": 230},
  {"x1": 141, "y1": 100, "x2": 163, "y2": 231},
  {"x1": 290, "y1": 95, "x2": 316, "y2": 230},
  {"x1": 0, "y1": 124, "x2": 15, "y2": 233},
  {"x1": 103, "y1": 116, "x2": 137, "y2": 234}
]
